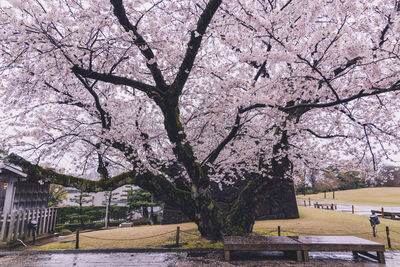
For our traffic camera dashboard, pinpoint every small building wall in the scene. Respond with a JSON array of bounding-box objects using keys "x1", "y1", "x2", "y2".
[
  {"x1": 0, "y1": 160, "x2": 55, "y2": 244},
  {"x1": 13, "y1": 181, "x2": 49, "y2": 211}
]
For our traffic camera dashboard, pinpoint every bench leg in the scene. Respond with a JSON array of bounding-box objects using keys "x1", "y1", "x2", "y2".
[
  {"x1": 302, "y1": 251, "x2": 309, "y2": 262},
  {"x1": 224, "y1": 250, "x2": 230, "y2": 261},
  {"x1": 377, "y1": 251, "x2": 385, "y2": 264}
]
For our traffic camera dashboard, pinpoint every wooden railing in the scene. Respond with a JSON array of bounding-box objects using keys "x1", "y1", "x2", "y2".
[{"x1": 0, "y1": 208, "x2": 57, "y2": 243}]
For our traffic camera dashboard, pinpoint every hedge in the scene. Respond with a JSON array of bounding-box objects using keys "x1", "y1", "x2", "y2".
[
  {"x1": 56, "y1": 206, "x2": 129, "y2": 224},
  {"x1": 56, "y1": 221, "x2": 123, "y2": 232}
]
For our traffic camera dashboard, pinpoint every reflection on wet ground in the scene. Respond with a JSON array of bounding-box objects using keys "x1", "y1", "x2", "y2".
[{"x1": 0, "y1": 251, "x2": 399, "y2": 266}]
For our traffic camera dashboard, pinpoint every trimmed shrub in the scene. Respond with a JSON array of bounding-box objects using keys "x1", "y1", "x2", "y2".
[
  {"x1": 56, "y1": 206, "x2": 129, "y2": 224},
  {"x1": 59, "y1": 229, "x2": 73, "y2": 236}
]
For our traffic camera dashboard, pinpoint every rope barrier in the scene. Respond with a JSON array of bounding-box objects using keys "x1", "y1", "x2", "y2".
[
  {"x1": 179, "y1": 230, "x2": 200, "y2": 237},
  {"x1": 79, "y1": 230, "x2": 176, "y2": 241},
  {"x1": 390, "y1": 230, "x2": 400, "y2": 235},
  {"x1": 73, "y1": 224, "x2": 400, "y2": 244}
]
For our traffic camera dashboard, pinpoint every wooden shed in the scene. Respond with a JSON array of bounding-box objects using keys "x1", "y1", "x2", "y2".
[{"x1": 0, "y1": 159, "x2": 57, "y2": 244}]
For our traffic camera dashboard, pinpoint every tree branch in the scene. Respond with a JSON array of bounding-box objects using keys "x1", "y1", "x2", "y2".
[
  {"x1": 5, "y1": 153, "x2": 197, "y2": 219},
  {"x1": 279, "y1": 81, "x2": 400, "y2": 112},
  {"x1": 201, "y1": 112, "x2": 242, "y2": 166},
  {"x1": 110, "y1": 0, "x2": 167, "y2": 91},
  {"x1": 171, "y1": 0, "x2": 222, "y2": 96},
  {"x1": 303, "y1": 128, "x2": 348, "y2": 139},
  {"x1": 71, "y1": 65, "x2": 161, "y2": 97}
]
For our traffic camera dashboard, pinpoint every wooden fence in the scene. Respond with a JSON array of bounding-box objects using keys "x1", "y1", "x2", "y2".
[{"x1": 0, "y1": 208, "x2": 57, "y2": 243}]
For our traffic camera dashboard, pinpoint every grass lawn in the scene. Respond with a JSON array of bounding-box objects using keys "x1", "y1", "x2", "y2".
[
  {"x1": 296, "y1": 187, "x2": 400, "y2": 206},
  {"x1": 254, "y1": 206, "x2": 400, "y2": 250},
  {"x1": 32, "y1": 206, "x2": 400, "y2": 250},
  {"x1": 33, "y1": 223, "x2": 202, "y2": 250}
]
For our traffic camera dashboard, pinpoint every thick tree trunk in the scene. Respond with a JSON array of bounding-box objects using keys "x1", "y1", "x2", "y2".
[{"x1": 225, "y1": 129, "x2": 299, "y2": 236}]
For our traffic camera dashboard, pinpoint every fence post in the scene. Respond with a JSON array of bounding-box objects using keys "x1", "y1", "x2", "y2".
[
  {"x1": 386, "y1": 226, "x2": 391, "y2": 249},
  {"x1": 381, "y1": 207, "x2": 385, "y2": 219},
  {"x1": 278, "y1": 226, "x2": 281, "y2": 236},
  {"x1": 308, "y1": 198, "x2": 311, "y2": 206},
  {"x1": 303, "y1": 200, "x2": 306, "y2": 206},
  {"x1": 52, "y1": 209, "x2": 57, "y2": 232},
  {"x1": 324, "y1": 191, "x2": 326, "y2": 199},
  {"x1": 352, "y1": 205, "x2": 354, "y2": 214},
  {"x1": 176, "y1": 226, "x2": 180, "y2": 246},
  {"x1": 16, "y1": 211, "x2": 22, "y2": 240},
  {"x1": 46, "y1": 208, "x2": 51, "y2": 233},
  {"x1": 7, "y1": 211, "x2": 16, "y2": 243},
  {"x1": 333, "y1": 190, "x2": 335, "y2": 199},
  {"x1": 1, "y1": 212, "x2": 8, "y2": 241},
  {"x1": 75, "y1": 230, "x2": 79, "y2": 249}
]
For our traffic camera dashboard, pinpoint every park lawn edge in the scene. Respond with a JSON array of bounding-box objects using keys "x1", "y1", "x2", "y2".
[
  {"x1": 30, "y1": 206, "x2": 400, "y2": 250},
  {"x1": 296, "y1": 187, "x2": 400, "y2": 206}
]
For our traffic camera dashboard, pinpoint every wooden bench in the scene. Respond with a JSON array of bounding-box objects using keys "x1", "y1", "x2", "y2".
[
  {"x1": 371, "y1": 210, "x2": 400, "y2": 220},
  {"x1": 223, "y1": 236, "x2": 385, "y2": 263},
  {"x1": 314, "y1": 203, "x2": 337, "y2": 210}
]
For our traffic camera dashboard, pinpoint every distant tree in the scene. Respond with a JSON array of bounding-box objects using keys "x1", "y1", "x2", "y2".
[
  {"x1": 103, "y1": 190, "x2": 119, "y2": 228},
  {"x1": 314, "y1": 170, "x2": 339, "y2": 192},
  {"x1": 48, "y1": 184, "x2": 67, "y2": 207},
  {"x1": 69, "y1": 190, "x2": 92, "y2": 227},
  {"x1": 337, "y1": 171, "x2": 365, "y2": 190},
  {"x1": 123, "y1": 186, "x2": 162, "y2": 223}
]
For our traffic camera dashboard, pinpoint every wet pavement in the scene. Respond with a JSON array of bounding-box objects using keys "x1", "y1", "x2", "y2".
[{"x1": 0, "y1": 250, "x2": 399, "y2": 266}]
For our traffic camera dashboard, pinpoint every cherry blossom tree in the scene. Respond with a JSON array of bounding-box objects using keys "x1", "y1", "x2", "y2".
[{"x1": 1, "y1": 0, "x2": 400, "y2": 239}]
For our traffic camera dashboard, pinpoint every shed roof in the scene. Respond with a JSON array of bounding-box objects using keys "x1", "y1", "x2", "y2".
[{"x1": 0, "y1": 159, "x2": 28, "y2": 180}]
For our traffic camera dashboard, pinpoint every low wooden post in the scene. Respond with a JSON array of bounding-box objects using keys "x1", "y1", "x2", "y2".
[
  {"x1": 308, "y1": 198, "x2": 311, "y2": 206},
  {"x1": 176, "y1": 226, "x2": 180, "y2": 246},
  {"x1": 333, "y1": 190, "x2": 335, "y2": 199},
  {"x1": 386, "y1": 226, "x2": 391, "y2": 249},
  {"x1": 352, "y1": 205, "x2": 354, "y2": 214},
  {"x1": 75, "y1": 230, "x2": 79, "y2": 249},
  {"x1": 324, "y1": 191, "x2": 326, "y2": 199},
  {"x1": 7, "y1": 211, "x2": 16, "y2": 243},
  {"x1": 304, "y1": 200, "x2": 306, "y2": 206},
  {"x1": 381, "y1": 207, "x2": 385, "y2": 219},
  {"x1": 331, "y1": 204, "x2": 334, "y2": 210},
  {"x1": 278, "y1": 226, "x2": 281, "y2": 236}
]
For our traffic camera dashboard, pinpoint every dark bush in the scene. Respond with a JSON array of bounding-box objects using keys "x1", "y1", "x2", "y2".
[
  {"x1": 56, "y1": 221, "x2": 125, "y2": 232},
  {"x1": 59, "y1": 229, "x2": 73, "y2": 236},
  {"x1": 56, "y1": 206, "x2": 129, "y2": 224}
]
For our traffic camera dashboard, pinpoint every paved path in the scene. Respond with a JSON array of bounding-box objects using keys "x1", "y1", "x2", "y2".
[
  {"x1": 0, "y1": 251, "x2": 399, "y2": 266},
  {"x1": 298, "y1": 200, "x2": 400, "y2": 218}
]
